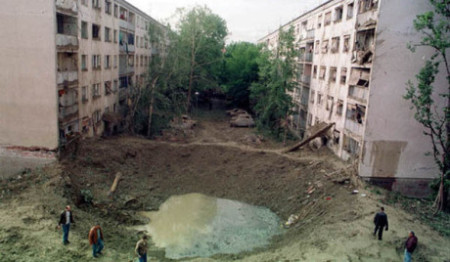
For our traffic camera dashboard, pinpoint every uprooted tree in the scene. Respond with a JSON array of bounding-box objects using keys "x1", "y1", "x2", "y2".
[
  {"x1": 404, "y1": 0, "x2": 450, "y2": 212},
  {"x1": 250, "y1": 26, "x2": 297, "y2": 141}
]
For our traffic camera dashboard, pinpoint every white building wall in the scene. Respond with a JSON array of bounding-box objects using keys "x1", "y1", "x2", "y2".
[{"x1": 0, "y1": 0, "x2": 59, "y2": 150}]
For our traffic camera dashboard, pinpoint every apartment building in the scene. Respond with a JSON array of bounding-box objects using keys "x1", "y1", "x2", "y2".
[
  {"x1": 258, "y1": 0, "x2": 448, "y2": 196},
  {"x1": 0, "y1": 0, "x2": 160, "y2": 160}
]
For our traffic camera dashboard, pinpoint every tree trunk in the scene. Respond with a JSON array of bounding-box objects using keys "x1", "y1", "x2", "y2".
[
  {"x1": 186, "y1": 36, "x2": 196, "y2": 114},
  {"x1": 147, "y1": 78, "x2": 158, "y2": 137}
]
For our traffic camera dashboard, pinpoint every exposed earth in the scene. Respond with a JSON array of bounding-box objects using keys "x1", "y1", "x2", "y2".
[{"x1": 0, "y1": 109, "x2": 449, "y2": 262}]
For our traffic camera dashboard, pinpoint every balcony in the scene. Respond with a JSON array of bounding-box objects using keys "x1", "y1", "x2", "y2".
[
  {"x1": 348, "y1": 85, "x2": 369, "y2": 104},
  {"x1": 305, "y1": 29, "x2": 315, "y2": 40},
  {"x1": 119, "y1": 19, "x2": 135, "y2": 31},
  {"x1": 345, "y1": 120, "x2": 364, "y2": 136},
  {"x1": 304, "y1": 53, "x2": 313, "y2": 62},
  {"x1": 59, "y1": 104, "x2": 79, "y2": 123},
  {"x1": 119, "y1": 43, "x2": 135, "y2": 53},
  {"x1": 57, "y1": 71, "x2": 78, "y2": 86},
  {"x1": 119, "y1": 65, "x2": 134, "y2": 75},
  {"x1": 357, "y1": 10, "x2": 378, "y2": 31},
  {"x1": 56, "y1": 0, "x2": 78, "y2": 14},
  {"x1": 300, "y1": 75, "x2": 311, "y2": 85}
]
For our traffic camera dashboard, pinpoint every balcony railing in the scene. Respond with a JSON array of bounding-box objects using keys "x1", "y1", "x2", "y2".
[
  {"x1": 305, "y1": 29, "x2": 315, "y2": 39},
  {"x1": 119, "y1": 19, "x2": 135, "y2": 31},
  {"x1": 56, "y1": 34, "x2": 78, "y2": 49},
  {"x1": 59, "y1": 104, "x2": 78, "y2": 123},
  {"x1": 57, "y1": 71, "x2": 78, "y2": 85},
  {"x1": 119, "y1": 65, "x2": 134, "y2": 75},
  {"x1": 56, "y1": 0, "x2": 78, "y2": 13},
  {"x1": 348, "y1": 85, "x2": 369, "y2": 103},
  {"x1": 119, "y1": 43, "x2": 135, "y2": 53},
  {"x1": 357, "y1": 11, "x2": 377, "y2": 30},
  {"x1": 345, "y1": 120, "x2": 364, "y2": 136}
]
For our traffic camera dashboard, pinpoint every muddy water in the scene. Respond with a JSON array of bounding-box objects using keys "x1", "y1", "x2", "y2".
[{"x1": 138, "y1": 193, "x2": 281, "y2": 259}]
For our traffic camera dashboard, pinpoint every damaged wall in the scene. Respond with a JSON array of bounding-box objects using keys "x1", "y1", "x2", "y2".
[
  {"x1": 360, "y1": 0, "x2": 445, "y2": 185},
  {"x1": 0, "y1": 0, "x2": 59, "y2": 150}
]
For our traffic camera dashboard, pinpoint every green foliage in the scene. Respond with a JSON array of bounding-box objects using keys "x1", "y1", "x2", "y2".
[
  {"x1": 250, "y1": 26, "x2": 297, "y2": 139},
  {"x1": 80, "y1": 189, "x2": 93, "y2": 205},
  {"x1": 404, "y1": 0, "x2": 450, "y2": 211},
  {"x1": 220, "y1": 42, "x2": 261, "y2": 108}
]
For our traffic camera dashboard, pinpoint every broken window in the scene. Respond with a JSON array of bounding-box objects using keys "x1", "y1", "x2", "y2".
[
  {"x1": 81, "y1": 55, "x2": 87, "y2": 71},
  {"x1": 346, "y1": 103, "x2": 366, "y2": 124},
  {"x1": 321, "y1": 40, "x2": 328, "y2": 54},
  {"x1": 334, "y1": 6, "x2": 343, "y2": 22},
  {"x1": 93, "y1": 109, "x2": 102, "y2": 124},
  {"x1": 81, "y1": 21, "x2": 88, "y2": 39},
  {"x1": 358, "y1": 0, "x2": 378, "y2": 13},
  {"x1": 113, "y1": 80, "x2": 118, "y2": 92},
  {"x1": 105, "y1": 27, "x2": 111, "y2": 42},
  {"x1": 336, "y1": 99, "x2": 344, "y2": 115},
  {"x1": 315, "y1": 40, "x2": 320, "y2": 54},
  {"x1": 329, "y1": 67, "x2": 337, "y2": 83},
  {"x1": 353, "y1": 29, "x2": 375, "y2": 64},
  {"x1": 82, "y1": 86, "x2": 88, "y2": 103},
  {"x1": 344, "y1": 135, "x2": 359, "y2": 155},
  {"x1": 310, "y1": 90, "x2": 315, "y2": 104},
  {"x1": 340, "y1": 67, "x2": 347, "y2": 84},
  {"x1": 343, "y1": 35, "x2": 350, "y2": 52},
  {"x1": 104, "y1": 81, "x2": 112, "y2": 95},
  {"x1": 92, "y1": 55, "x2": 101, "y2": 69},
  {"x1": 317, "y1": 14, "x2": 322, "y2": 28},
  {"x1": 317, "y1": 93, "x2": 323, "y2": 105},
  {"x1": 324, "y1": 12, "x2": 331, "y2": 26},
  {"x1": 92, "y1": 24, "x2": 100, "y2": 40},
  {"x1": 56, "y1": 13, "x2": 77, "y2": 36},
  {"x1": 92, "y1": 0, "x2": 100, "y2": 9},
  {"x1": 326, "y1": 95, "x2": 333, "y2": 111},
  {"x1": 319, "y1": 66, "x2": 326, "y2": 80},
  {"x1": 105, "y1": 0, "x2": 111, "y2": 14},
  {"x1": 349, "y1": 68, "x2": 370, "y2": 87},
  {"x1": 347, "y1": 2, "x2": 354, "y2": 19},
  {"x1": 313, "y1": 65, "x2": 318, "y2": 78},
  {"x1": 331, "y1": 37, "x2": 340, "y2": 53},
  {"x1": 92, "y1": 83, "x2": 101, "y2": 99}
]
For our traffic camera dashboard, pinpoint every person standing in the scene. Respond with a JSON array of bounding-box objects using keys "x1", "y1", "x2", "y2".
[
  {"x1": 373, "y1": 207, "x2": 388, "y2": 240},
  {"x1": 135, "y1": 235, "x2": 149, "y2": 262},
  {"x1": 88, "y1": 222, "x2": 104, "y2": 258},
  {"x1": 404, "y1": 231, "x2": 418, "y2": 262},
  {"x1": 58, "y1": 205, "x2": 75, "y2": 245}
]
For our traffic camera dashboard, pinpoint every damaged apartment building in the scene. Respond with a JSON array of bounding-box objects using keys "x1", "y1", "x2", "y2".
[
  {"x1": 0, "y1": 0, "x2": 160, "y2": 160},
  {"x1": 259, "y1": 0, "x2": 448, "y2": 196}
]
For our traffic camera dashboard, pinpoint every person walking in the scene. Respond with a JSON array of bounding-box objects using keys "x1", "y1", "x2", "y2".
[
  {"x1": 373, "y1": 206, "x2": 388, "y2": 240},
  {"x1": 135, "y1": 235, "x2": 149, "y2": 262},
  {"x1": 88, "y1": 222, "x2": 104, "y2": 258},
  {"x1": 404, "y1": 231, "x2": 418, "y2": 262},
  {"x1": 57, "y1": 205, "x2": 75, "y2": 245}
]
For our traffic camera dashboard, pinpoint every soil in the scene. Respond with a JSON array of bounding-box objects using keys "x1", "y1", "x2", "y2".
[{"x1": 0, "y1": 109, "x2": 449, "y2": 262}]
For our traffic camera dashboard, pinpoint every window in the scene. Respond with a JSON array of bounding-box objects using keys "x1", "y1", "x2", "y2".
[
  {"x1": 113, "y1": 80, "x2": 118, "y2": 92},
  {"x1": 105, "y1": 81, "x2": 112, "y2": 95},
  {"x1": 317, "y1": 93, "x2": 323, "y2": 105},
  {"x1": 340, "y1": 67, "x2": 347, "y2": 84},
  {"x1": 326, "y1": 96, "x2": 333, "y2": 111},
  {"x1": 114, "y1": 4, "x2": 118, "y2": 17},
  {"x1": 336, "y1": 100, "x2": 343, "y2": 116},
  {"x1": 324, "y1": 12, "x2": 331, "y2": 26},
  {"x1": 81, "y1": 55, "x2": 87, "y2": 71},
  {"x1": 319, "y1": 66, "x2": 326, "y2": 80},
  {"x1": 136, "y1": 37, "x2": 139, "y2": 48},
  {"x1": 310, "y1": 91, "x2": 315, "y2": 104},
  {"x1": 343, "y1": 35, "x2": 350, "y2": 52},
  {"x1": 81, "y1": 0, "x2": 88, "y2": 6},
  {"x1": 317, "y1": 14, "x2": 322, "y2": 28},
  {"x1": 92, "y1": 55, "x2": 101, "y2": 69},
  {"x1": 315, "y1": 40, "x2": 320, "y2": 54},
  {"x1": 105, "y1": 55, "x2": 110, "y2": 69},
  {"x1": 105, "y1": 27, "x2": 111, "y2": 42},
  {"x1": 81, "y1": 21, "x2": 88, "y2": 39},
  {"x1": 344, "y1": 135, "x2": 359, "y2": 155},
  {"x1": 359, "y1": 0, "x2": 378, "y2": 13},
  {"x1": 313, "y1": 65, "x2": 318, "y2": 78},
  {"x1": 136, "y1": 56, "x2": 139, "y2": 67},
  {"x1": 307, "y1": 113, "x2": 312, "y2": 126},
  {"x1": 114, "y1": 55, "x2": 117, "y2": 68},
  {"x1": 140, "y1": 55, "x2": 143, "y2": 66},
  {"x1": 93, "y1": 110, "x2": 102, "y2": 125},
  {"x1": 92, "y1": 83, "x2": 101, "y2": 99},
  {"x1": 329, "y1": 67, "x2": 337, "y2": 83},
  {"x1": 331, "y1": 37, "x2": 340, "y2": 53},
  {"x1": 82, "y1": 86, "x2": 88, "y2": 103},
  {"x1": 128, "y1": 55, "x2": 134, "y2": 67},
  {"x1": 334, "y1": 6, "x2": 343, "y2": 22},
  {"x1": 346, "y1": 104, "x2": 366, "y2": 124},
  {"x1": 92, "y1": 0, "x2": 100, "y2": 9},
  {"x1": 321, "y1": 40, "x2": 328, "y2": 53},
  {"x1": 113, "y1": 30, "x2": 117, "y2": 43},
  {"x1": 105, "y1": 0, "x2": 111, "y2": 14},
  {"x1": 347, "y1": 2, "x2": 354, "y2": 19},
  {"x1": 92, "y1": 24, "x2": 100, "y2": 40}
]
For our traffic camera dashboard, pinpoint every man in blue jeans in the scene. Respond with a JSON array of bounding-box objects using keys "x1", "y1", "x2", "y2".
[
  {"x1": 404, "y1": 231, "x2": 418, "y2": 262},
  {"x1": 135, "y1": 235, "x2": 149, "y2": 262},
  {"x1": 57, "y1": 205, "x2": 75, "y2": 245}
]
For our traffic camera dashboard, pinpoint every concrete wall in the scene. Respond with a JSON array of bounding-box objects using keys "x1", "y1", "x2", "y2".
[
  {"x1": 0, "y1": 0, "x2": 58, "y2": 150},
  {"x1": 360, "y1": 0, "x2": 445, "y2": 185}
]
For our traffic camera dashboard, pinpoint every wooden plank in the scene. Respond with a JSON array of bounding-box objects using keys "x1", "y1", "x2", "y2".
[{"x1": 283, "y1": 123, "x2": 335, "y2": 153}]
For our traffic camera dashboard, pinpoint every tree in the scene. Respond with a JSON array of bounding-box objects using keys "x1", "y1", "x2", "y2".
[
  {"x1": 175, "y1": 6, "x2": 228, "y2": 113},
  {"x1": 220, "y1": 42, "x2": 261, "y2": 109},
  {"x1": 404, "y1": 0, "x2": 450, "y2": 212},
  {"x1": 250, "y1": 26, "x2": 297, "y2": 141}
]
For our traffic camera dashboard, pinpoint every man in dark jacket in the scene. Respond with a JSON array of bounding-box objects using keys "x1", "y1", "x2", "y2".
[
  {"x1": 404, "y1": 231, "x2": 418, "y2": 262},
  {"x1": 373, "y1": 207, "x2": 388, "y2": 240},
  {"x1": 57, "y1": 205, "x2": 75, "y2": 245}
]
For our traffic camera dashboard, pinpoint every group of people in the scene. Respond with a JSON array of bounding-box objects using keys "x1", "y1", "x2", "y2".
[
  {"x1": 57, "y1": 205, "x2": 149, "y2": 261},
  {"x1": 373, "y1": 207, "x2": 418, "y2": 262}
]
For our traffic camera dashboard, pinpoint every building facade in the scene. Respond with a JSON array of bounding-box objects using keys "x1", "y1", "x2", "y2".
[
  {"x1": 0, "y1": 0, "x2": 159, "y2": 160},
  {"x1": 259, "y1": 0, "x2": 447, "y2": 196}
]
